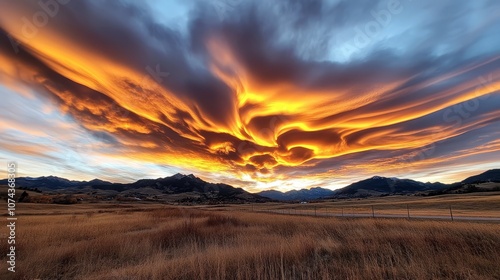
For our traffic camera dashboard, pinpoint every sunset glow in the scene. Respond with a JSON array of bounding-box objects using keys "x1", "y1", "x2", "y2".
[{"x1": 0, "y1": 0, "x2": 499, "y2": 191}]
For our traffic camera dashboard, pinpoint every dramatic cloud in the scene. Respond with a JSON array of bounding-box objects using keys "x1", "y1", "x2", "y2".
[{"x1": 0, "y1": 0, "x2": 499, "y2": 191}]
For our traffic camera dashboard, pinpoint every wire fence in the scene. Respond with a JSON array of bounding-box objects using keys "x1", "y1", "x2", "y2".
[{"x1": 234, "y1": 204, "x2": 500, "y2": 222}]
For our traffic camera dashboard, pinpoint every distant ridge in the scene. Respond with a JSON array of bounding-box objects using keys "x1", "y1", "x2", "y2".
[
  {"x1": 0, "y1": 174, "x2": 270, "y2": 204},
  {"x1": 331, "y1": 176, "x2": 446, "y2": 198},
  {"x1": 256, "y1": 169, "x2": 499, "y2": 200},
  {"x1": 462, "y1": 169, "x2": 500, "y2": 184},
  {"x1": 329, "y1": 169, "x2": 500, "y2": 199},
  {"x1": 1, "y1": 169, "x2": 498, "y2": 202},
  {"x1": 257, "y1": 187, "x2": 336, "y2": 201}
]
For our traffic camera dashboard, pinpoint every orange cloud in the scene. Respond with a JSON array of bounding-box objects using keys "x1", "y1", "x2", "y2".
[{"x1": 0, "y1": 1, "x2": 499, "y2": 190}]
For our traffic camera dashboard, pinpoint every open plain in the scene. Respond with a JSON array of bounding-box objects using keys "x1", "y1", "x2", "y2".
[{"x1": 2, "y1": 193, "x2": 500, "y2": 280}]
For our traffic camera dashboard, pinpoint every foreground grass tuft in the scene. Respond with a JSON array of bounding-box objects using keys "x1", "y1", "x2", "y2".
[{"x1": 1, "y1": 206, "x2": 500, "y2": 279}]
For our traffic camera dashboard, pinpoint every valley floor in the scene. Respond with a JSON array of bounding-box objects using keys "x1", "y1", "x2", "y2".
[
  {"x1": 1, "y1": 198, "x2": 500, "y2": 279},
  {"x1": 247, "y1": 192, "x2": 500, "y2": 220}
]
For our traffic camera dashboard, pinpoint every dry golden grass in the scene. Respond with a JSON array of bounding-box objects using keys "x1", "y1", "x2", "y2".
[
  {"x1": 231, "y1": 192, "x2": 500, "y2": 218},
  {"x1": 1, "y1": 203, "x2": 500, "y2": 280}
]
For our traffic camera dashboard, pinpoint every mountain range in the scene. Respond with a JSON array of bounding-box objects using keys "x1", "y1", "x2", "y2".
[
  {"x1": 255, "y1": 177, "x2": 446, "y2": 200},
  {"x1": 1, "y1": 169, "x2": 498, "y2": 202},
  {"x1": 257, "y1": 187, "x2": 336, "y2": 201},
  {"x1": 256, "y1": 169, "x2": 500, "y2": 200},
  {"x1": 0, "y1": 174, "x2": 270, "y2": 204}
]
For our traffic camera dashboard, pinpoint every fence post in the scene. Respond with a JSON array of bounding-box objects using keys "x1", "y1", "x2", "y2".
[
  {"x1": 372, "y1": 205, "x2": 375, "y2": 218},
  {"x1": 314, "y1": 206, "x2": 317, "y2": 217},
  {"x1": 449, "y1": 205, "x2": 454, "y2": 221},
  {"x1": 407, "y1": 204, "x2": 410, "y2": 220},
  {"x1": 342, "y1": 207, "x2": 344, "y2": 217}
]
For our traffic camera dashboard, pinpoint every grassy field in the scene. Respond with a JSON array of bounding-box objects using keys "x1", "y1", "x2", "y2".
[
  {"x1": 1, "y1": 202, "x2": 500, "y2": 279},
  {"x1": 225, "y1": 192, "x2": 500, "y2": 218}
]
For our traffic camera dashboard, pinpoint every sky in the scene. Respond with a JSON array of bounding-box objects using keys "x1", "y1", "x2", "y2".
[{"x1": 0, "y1": 0, "x2": 499, "y2": 192}]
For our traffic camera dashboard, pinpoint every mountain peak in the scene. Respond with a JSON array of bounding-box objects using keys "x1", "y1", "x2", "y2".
[
  {"x1": 40, "y1": 176, "x2": 70, "y2": 182},
  {"x1": 172, "y1": 173, "x2": 185, "y2": 179},
  {"x1": 0, "y1": 174, "x2": 270, "y2": 204},
  {"x1": 171, "y1": 173, "x2": 198, "y2": 180}
]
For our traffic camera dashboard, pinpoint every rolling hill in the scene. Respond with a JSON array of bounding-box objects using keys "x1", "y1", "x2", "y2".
[
  {"x1": 331, "y1": 176, "x2": 447, "y2": 198},
  {"x1": 462, "y1": 169, "x2": 500, "y2": 184},
  {"x1": 0, "y1": 174, "x2": 270, "y2": 204},
  {"x1": 258, "y1": 169, "x2": 500, "y2": 200}
]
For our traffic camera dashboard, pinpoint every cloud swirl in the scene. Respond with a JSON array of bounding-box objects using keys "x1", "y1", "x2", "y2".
[{"x1": 0, "y1": 0, "x2": 499, "y2": 190}]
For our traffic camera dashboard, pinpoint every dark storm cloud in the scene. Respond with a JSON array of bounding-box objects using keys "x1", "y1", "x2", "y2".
[
  {"x1": 0, "y1": 0, "x2": 499, "y2": 188},
  {"x1": 1, "y1": 0, "x2": 236, "y2": 125}
]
